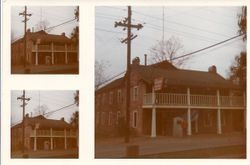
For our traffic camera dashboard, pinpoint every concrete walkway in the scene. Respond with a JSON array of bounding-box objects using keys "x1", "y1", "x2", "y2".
[{"x1": 95, "y1": 132, "x2": 246, "y2": 158}]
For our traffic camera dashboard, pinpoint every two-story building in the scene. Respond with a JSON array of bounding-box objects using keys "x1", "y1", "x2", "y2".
[
  {"x1": 11, "y1": 115, "x2": 77, "y2": 152},
  {"x1": 95, "y1": 57, "x2": 246, "y2": 138},
  {"x1": 11, "y1": 29, "x2": 78, "y2": 66}
]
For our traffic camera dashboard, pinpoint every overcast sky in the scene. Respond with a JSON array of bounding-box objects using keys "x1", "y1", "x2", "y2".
[
  {"x1": 11, "y1": 6, "x2": 78, "y2": 40},
  {"x1": 11, "y1": 90, "x2": 79, "y2": 126},
  {"x1": 95, "y1": 6, "x2": 246, "y2": 81}
]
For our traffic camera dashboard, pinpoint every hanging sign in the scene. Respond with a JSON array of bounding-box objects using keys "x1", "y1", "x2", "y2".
[{"x1": 154, "y1": 77, "x2": 164, "y2": 91}]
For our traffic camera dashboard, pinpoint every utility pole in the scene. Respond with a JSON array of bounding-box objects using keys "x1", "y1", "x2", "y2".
[
  {"x1": 115, "y1": 6, "x2": 143, "y2": 143},
  {"x1": 19, "y1": 6, "x2": 32, "y2": 68},
  {"x1": 17, "y1": 90, "x2": 30, "y2": 155},
  {"x1": 162, "y1": 6, "x2": 165, "y2": 42}
]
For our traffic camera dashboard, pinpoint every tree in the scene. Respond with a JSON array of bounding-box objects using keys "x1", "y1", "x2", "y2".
[
  {"x1": 74, "y1": 90, "x2": 79, "y2": 106},
  {"x1": 33, "y1": 104, "x2": 49, "y2": 117},
  {"x1": 95, "y1": 60, "x2": 109, "y2": 89},
  {"x1": 70, "y1": 111, "x2": 79, "y2": 129},
  {"x1": 238, "y1": 6, "x2": 247, "y2": 41},
  {"x1": 150, "y1": 36, "x2": 188, "y2": 67},
  {"x1": 35, "y1": 20, "x2": 51, "y2": 32},
  {"x1": 74, "y1": 6, "x2": 79, "y2": 21},
  {"x1": 229, "y1": 52, "x2": 246, "y2": 90}
]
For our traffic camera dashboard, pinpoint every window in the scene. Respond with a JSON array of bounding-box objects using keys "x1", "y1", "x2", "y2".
[
  {"x1": 101, "y1": 112, "x2": 105, "y2": 125},
  {"x1": 132, "y1": 111, "x2": 138, "y2": 128},
  {"x1": 102, "y1": 93, "x2": 106, "y2": 105},
  {"x1": 117, "y1": 89, "x2": 122, "y2": 104},
  {"x1": 204, "y1": 112, "x2": 212, "y2": 127},
  {"x1": 132, "y1": 86, "x2": 139, "y2": 101},
  {"x1": 108, "y1": 112, "x2": 112, "y2": 126},
  {"x1": 116, "y1": 111, "x2": 121, "y2": 125},
  {"x1": 109, "y1": 92, "x2": 113, "y2": 104}
]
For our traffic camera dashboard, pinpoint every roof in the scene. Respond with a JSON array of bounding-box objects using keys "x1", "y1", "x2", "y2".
[
  {"x1": 12, "y1": 115, "x2": 71, "y2": 129},
  {"x1": 134, "y1": 65, "x2": 237, "y2": 89},
  {"x1": 95, "y1": 60, "x2": 238, "y2": 92},
  {"x1": 96, "y1": 77, "x2": 124, "y2": 93},
  {"x1": 12, "y1": 30, "x2": 73, "y2": 44}
]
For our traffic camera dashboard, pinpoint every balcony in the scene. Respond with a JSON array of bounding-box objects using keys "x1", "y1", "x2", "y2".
[
  {"x1": 30, "y1": 129, "x2": 77, "y2": 137},
  {"x1": 32, "y1": 44, "x2": 77, "y2": 52},
  {"x1": 143, "y1": 93, "x2": 245, "y2": 109}
]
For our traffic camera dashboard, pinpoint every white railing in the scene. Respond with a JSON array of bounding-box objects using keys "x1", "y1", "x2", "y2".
[
  {"x1": 54, "y1": 45, "x2": 65, "y2": 51},
  {"x1": 143, "y1": 93, "x2": 245, "y2": 108},
  {"x1": 30, "y1": 130, "x2": 76, "y2": 137}
]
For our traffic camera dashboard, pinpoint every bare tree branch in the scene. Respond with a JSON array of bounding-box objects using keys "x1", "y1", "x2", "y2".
[{"x1": 150, "y1": 36, "x2": 189, "y2": 68}]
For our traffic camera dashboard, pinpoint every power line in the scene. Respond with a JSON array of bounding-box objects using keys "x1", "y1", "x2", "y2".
[
  {"x1": 45, "y1": 18, "x2": 76, "y2": 31},
  {"x1": 97, "y1": 34, "x2": 244, "y2": 88},
  {"x1": 44, "y1": 103, "x2": 76, "y2": 116},
  {"x1": 172, "y1": 34, "x2": 244, "y2": 61},
  {"x1": 96, "y1": 27, "x2": 126, "y2": 34}
]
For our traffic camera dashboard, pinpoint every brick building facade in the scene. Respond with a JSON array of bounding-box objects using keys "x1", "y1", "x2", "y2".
[
  {"x1": 11, "y1": 30, "x2": 78, "y2": 66},
  {"x1": 11, "y1": 115, "x2": 77, "y2": 152},
  {"x1": 95, "y1": 57, "x2": 246, "y2": 138}
]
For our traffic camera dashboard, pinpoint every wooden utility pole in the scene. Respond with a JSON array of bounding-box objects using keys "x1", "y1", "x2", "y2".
[
  {"x1": 19, "y1": 6, "x2": 32, "y2": 68},
  {"x1": 115, "y1": 6, "x2": 143, "y2": 143},
  {"x1": 17, "y1": 90, "x2": 30, "y2": 155}
]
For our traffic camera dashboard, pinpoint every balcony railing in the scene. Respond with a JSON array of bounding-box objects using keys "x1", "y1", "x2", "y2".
[
  {"x1": 32, "y1": 45, "x2": 77, "y2": 52},
  {"x1": 143, "y1": 93, "x2": 245, "y2": 108},
  {"x1": 30, "y1": 129, "x2": 77, "y2": 137}
]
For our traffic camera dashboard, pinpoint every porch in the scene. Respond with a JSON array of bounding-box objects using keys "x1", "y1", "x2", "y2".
[
  {"x1": 142, "y1": 91, "x2": 246, "y2": 138},
  {"x1": 143, "y1": 93, "x2": 245, "y2": 109}
]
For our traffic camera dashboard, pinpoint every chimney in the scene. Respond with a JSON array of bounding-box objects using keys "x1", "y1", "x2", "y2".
[
  {"x1": 32, "y1": 27, "x2": 34, "y2": 32},
  {"x1": 61, "y1": 117, "x2": 65, "y2": 121},
  {"x1": 132, "y1": 57, "x2": 140, "y2": 66},
  {"x1": 208, "y1": 65, "x2": 217, "y2": 74},
  {"x1": 144, "y1": 54, "x2": 147, "y2": 66},
  {"x1": 61, "y1": 32, "x2": 65, "y2": 36}
]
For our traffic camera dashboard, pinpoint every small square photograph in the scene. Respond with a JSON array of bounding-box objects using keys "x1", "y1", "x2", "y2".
[
  {"x1": 95, "y1": 6, "x2": 246, "y2": 158},
  {"x1": 11, "y1": 90, "x2": 79, "y2": 158},
  {"x1": 11, "y1": 6, "x2": 79, "y2": 74}
]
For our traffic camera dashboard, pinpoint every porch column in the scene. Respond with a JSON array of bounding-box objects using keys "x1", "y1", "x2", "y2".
[
  {"x1": 64, "y1": 128, "x2": 67, "y2": 150},
  {"x1": 33, "y1": 129, "x2": 37, "y2": 151},
  {"x1": 65, "y1": 44, "x2": 68, "y2": 64},
  {"x1": 217, "y1": 90, "x2": 222, "y2": 134},
  {"x1": 35, "y1": 44, "x2": 38, "y2": 65},
  {"x1": 51, "y1": 42, "x2": 54, "y2": 65},
  {"x1": 187, "y1": 88, "x2": 192, "y2": 136},
  {"x1": 50, "y1": 128, "x2": 53, "y2": 150},
  {"x1": 151, "y1": 88, "x2": 156, "y2": 138}
]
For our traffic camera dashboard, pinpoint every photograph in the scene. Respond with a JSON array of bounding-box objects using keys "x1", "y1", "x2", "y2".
[
  {"x1": 11, "y1": 6, "x2": 79, "y2": 74},
  {"x1": 11, "y1": 90, "x2": 79, "y2": 158},
  {"x1": 95, "y1": 6, "x2": 246, "y2": 158}
]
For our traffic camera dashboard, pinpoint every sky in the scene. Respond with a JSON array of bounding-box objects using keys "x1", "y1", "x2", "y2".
[
  {"x1": 95, "y1": 6, "x2": 246, "y2": 82},
  {"x1": 11, "y1": 6, "x2": 78, "y2": 41},
  {"x1": 11, "y1": 90, "x2": 79, "y2": 126}
]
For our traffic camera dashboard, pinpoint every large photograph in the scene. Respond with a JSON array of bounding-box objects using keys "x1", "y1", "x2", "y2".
[{"x1": 95, "y1": 6, "x2": 246, "y2": 158}]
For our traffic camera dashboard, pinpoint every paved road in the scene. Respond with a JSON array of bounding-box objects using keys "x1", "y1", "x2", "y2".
[
  {"x1": 11, "y1": 149, "x2": 78, "y2": 158},
  {"x1": 11, "y1": 64, "x2": 79, "y2": 74},
  {"x1": 95, "y1": 132, "x2": 246, "y2": 158}
]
